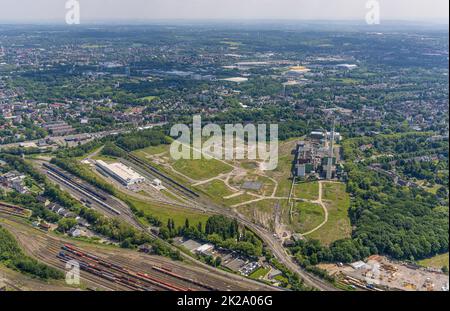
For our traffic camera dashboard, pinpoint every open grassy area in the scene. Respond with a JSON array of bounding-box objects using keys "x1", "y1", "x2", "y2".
[
  {"x1": 223, "y1": 193, "x2": 257, "y2": 206},
  {"x1": 267, "y1": 139, "x2": 297, "y2": 197},
  {"x1": 139, "y1": 95, "x2": 158, "y2": 102},
  {"x1": 172, "y1": 158, "x2": 233, "y2": 181},
  {"x1": 121, "y1": 194, "x2": 208, "y2": 228},
  {"x1": 132, "y1": 143, "x2": 233, "y2": 181},
  {"x1": 91, "y1": 154, "x2": 118, "y2": 163},
  {"x1": 293, "y1": 181, "x2": 319, "y2": 201},
  {"x1": 228, "y1": 173, "x2": 276, "y2": 196},
  {"x1": 195, "y1": 180, "x2": 235, "y2": 202},
  {"x1": 132, "y1": 144, "x2": 170, "y2": 157},
  {"x1": 418, "y1": 253, "x2": 449, "y2": 269},
  {"x1": 308, "y1": 182, "x2": 351, "y2": 245},
  {"x1": 249, "y1": 267, "x2": 269, "y2": 279},
  {"x1": 291, "y1": 201, "x2": 325, "y2": 233}
]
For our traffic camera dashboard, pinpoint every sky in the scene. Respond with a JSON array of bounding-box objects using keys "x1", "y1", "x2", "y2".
[{"x1": 0, "y1": 0, "x2": 448, "y2": 23}]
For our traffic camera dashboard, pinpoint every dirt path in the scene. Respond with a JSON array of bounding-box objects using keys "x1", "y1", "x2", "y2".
[{"x1": 301, "y1": 181, "x2": 329, "y2": 236}]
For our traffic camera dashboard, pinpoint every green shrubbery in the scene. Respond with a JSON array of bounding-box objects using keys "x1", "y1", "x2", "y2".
[{"x1": 0, "y1": 226, "x2": 64, "y2": 280}]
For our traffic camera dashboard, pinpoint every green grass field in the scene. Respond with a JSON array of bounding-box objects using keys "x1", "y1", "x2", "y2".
[
  {"x1": 132, "y1": 143, "x2": 233, "y2": 181},
  {"x1": 195, "y1": 180, "x2": 235, "y2": 202},
  {"x1": 291, "y1": 201, "x2": 325, "y2": 233},
  {"x1": 418, "y1": 253, "x2": 449, "y2": 269},
  {"x1": 121, "y1": 194, "x2": 208, "y2": 228},
  {"x1": 294, "y1": 181, "x2": 319, "y2": 201},
  {"x1": 307, "y1": 182, "x2": 351, "y2": 245},
  {"x1": 249, "y1": 267, "x2": 269, "y2": 279},
  {"x1": 139, "y1": 95, "x2": 158, "y2": 102},
  {"x1": 132, "y1": 144, "x2": 170, "y2": 157},
  {"x1": 172, "y1": 158, "x2": 233, "y2": 181}
]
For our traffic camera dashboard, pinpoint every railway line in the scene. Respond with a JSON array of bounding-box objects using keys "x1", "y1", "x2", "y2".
[
  {"x1": 37, "y1": 161, "x2": 140, "y2": 227},
  {"x1": 112, "y1": 152, "x2": 336, "y2": 291},
  {"x1": 118, "y1": 147, "x2": 200, "y2": 200},
  {"x1": 0, "y1": 202, "x2": 30, "y2": 218},
  {"x1": 43, "y1": 163, "x2": 121, "y2": 215},
  {"x1": 0, "y1": 217, "x2": 255, "y2": 291},
  {"x1": 43, "y1": 163, "x2": 109, "y2": 202}
]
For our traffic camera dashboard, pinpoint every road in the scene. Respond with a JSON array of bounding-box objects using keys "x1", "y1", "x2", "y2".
[
  {"x1": 5, "y1": 130, "x2": 337, "y2": 291},
  {"x1": 0, "y1": 122, "x2": 167, "y2": 150},
  {"x1": 33, "y1": 161, "x2": 280, "y2": 291},
  {"x1": 201, "y1": 201, "x2": 339, "y2": 291}
]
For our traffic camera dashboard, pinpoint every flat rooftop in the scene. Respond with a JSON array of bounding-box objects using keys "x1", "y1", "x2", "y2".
[{"x1": 96, "y1": 160, "x2": 144, "y2": 182}]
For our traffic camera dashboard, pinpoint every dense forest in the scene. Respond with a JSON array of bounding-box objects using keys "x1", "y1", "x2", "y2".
[{"x1": 288, "y1": 134, "x2": 449, "y2": 270}]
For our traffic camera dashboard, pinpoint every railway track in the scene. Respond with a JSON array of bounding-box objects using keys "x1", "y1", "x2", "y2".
[
  {"x1": 59, "y1": 243, "x2": 217, "y2": 291},
  {"x1": 117, "y1": 146, "x2": 199, "y2": 200},
  {"x1": 43, "y1": 163, "x2": 108, "y2": 201},
  {"x1": 0, "y1": 215, "x2": 218, "y2": 291},
  {"x1": 15, "y1": 234, "x2": 124, "y2": 291},
  {"x1": 0, "y1": 202, "x2": 29, "y2": 218},
  {"x1": 42, "y1": 163, "x2": 122, "y2": 215},
  {"x1": 103, "y1": 251, "x2": 218, "y2": 291}
]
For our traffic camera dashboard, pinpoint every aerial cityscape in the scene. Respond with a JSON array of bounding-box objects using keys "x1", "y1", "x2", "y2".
[{"x1": 0, "y1": 0, "x2": 448, "y2": 303}]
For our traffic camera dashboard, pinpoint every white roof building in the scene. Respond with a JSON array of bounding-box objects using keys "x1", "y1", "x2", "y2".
[
  {"x1": 96, "y1": 160, "x2": 145, "y2": 187},
  {"x1": 195, "y1": 243, "x2": 215, "y2": 255}
]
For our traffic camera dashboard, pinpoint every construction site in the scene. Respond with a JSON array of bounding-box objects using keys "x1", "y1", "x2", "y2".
[{"x1": 319, "y1": 255, "x2": 449, "y2": 291}]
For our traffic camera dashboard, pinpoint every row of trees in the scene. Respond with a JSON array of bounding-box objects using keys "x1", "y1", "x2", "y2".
[
  {"x1": 50, "y1": 157, "x2": 116, "y2": 196},
  {"x1": 288, "y1": 140, "x2": 448, "y2": 268},
  {"x1": 0, "y1": 226, "x2": 64, "y2": 280},
  {"x1": 115, "y1": 128, "x2": 170, "y2": 151},
  {"x1": 159, "y1": 215, "x2": 263, "y2": 259}
]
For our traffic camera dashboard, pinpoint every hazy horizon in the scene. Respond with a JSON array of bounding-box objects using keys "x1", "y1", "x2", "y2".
[{"x1": 0, "y1": 0, "x2": 448, "y2": 23}]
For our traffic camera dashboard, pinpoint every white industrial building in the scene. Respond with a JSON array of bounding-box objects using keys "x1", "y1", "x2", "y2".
[{"x1": 96, "y1": 160, "x2": 145, "y2": 188}]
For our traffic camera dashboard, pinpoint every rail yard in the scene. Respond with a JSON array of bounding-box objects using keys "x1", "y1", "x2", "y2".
[
  {"x1": 0, "y1": 216, "x2": 275, "y2": 291},
  {"x1": 0, "y1": 201, "x2": 30, "y2": 218}
]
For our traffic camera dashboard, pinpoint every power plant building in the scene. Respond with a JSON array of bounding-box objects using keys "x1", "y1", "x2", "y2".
[{"x1": 96, "y1": 160, "x2": 145, "y2": 188}]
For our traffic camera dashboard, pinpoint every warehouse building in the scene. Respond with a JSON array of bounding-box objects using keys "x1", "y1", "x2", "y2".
[{"x1": 95, "y1": 160, "x2": 145, "y2": 188}]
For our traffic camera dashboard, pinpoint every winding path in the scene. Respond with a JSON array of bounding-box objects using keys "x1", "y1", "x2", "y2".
[{"x1": 300, "y1": 181, "x2": 329, "y2": 236}]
